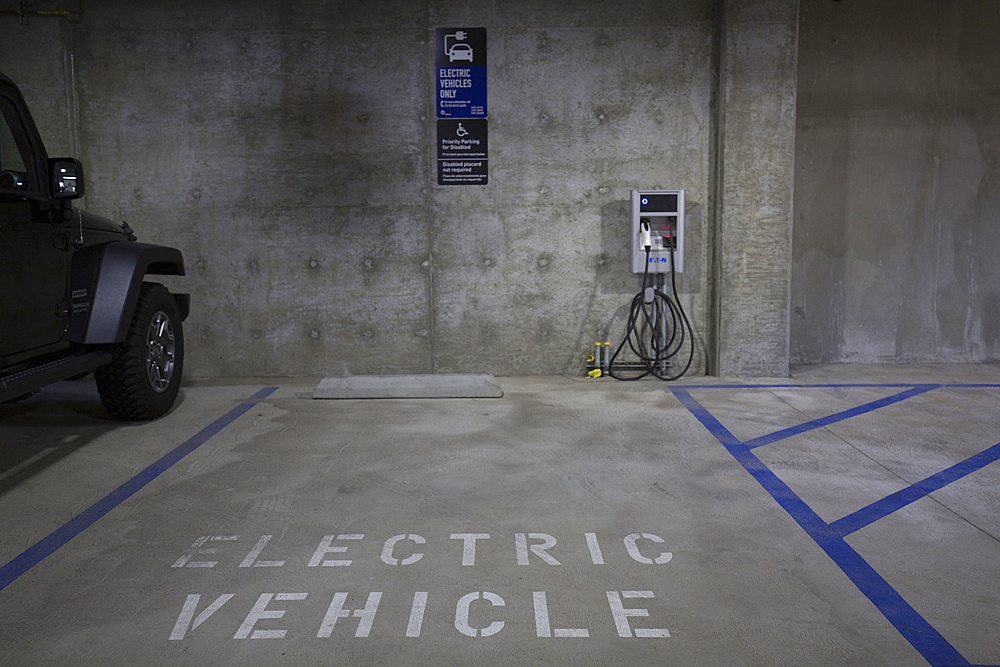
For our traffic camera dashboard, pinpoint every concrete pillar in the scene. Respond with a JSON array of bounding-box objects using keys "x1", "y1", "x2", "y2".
[{"x1": 712, "y1": 0, "x2": 799, "y2": 377}]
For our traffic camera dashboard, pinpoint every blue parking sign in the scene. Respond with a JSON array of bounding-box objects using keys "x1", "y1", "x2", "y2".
[{"x1": 435, "y1": 28, "x2": 487, "y2": 118}]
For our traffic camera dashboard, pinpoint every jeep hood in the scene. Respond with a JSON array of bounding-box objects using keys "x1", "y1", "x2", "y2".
[{"x1": 79, "y1": 210, "x2": 127, "y2": 236}]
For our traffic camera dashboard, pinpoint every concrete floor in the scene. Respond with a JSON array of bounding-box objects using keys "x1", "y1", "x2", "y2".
[{"x1": 1, "y1": 365, "x2": 998, "y2": 666}]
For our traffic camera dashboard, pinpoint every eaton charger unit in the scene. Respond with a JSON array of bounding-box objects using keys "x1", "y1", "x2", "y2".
[{"x1": 630, "y1": 190, "x2": 685, "y2": 274}]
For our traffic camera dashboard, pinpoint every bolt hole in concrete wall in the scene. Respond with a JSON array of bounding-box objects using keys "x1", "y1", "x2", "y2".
[
  {"x1": 0, "y1": 0, "x2": 809, "y2": 378},
  {"x1": 792, "y1": 0, "x2": 1000, "y2": 365}
]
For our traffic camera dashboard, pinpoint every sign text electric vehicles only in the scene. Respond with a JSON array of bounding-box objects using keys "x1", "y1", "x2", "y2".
[{"x1": 435, "y1": 29, "x2": 487, "y2": 118}]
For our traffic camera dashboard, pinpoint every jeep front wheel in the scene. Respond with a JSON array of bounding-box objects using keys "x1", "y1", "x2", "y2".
[{"x1": 96, "y1": 282, "x2": 184, "y2": 420}]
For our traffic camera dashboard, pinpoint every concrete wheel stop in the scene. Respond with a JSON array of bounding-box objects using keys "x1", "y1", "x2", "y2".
[{"x1": 313, "y1": 374, "x2": 503, "y2": 399}]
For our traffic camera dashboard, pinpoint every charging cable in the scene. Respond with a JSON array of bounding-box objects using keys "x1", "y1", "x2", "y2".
[{"x1": 607, "y1": 240, "x2": 694, "y2": 381}]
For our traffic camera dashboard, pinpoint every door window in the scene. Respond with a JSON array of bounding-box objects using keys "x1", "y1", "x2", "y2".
[{"x1": 0, "y1": 95, "x2": 39, "y2": 194}]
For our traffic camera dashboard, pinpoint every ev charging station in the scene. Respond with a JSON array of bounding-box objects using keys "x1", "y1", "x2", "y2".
[
  {"x1": 629, "y1": 190, "x2": 685, "y2": 274},
  {"x1": 591, "y1": 189, "x2": 693, "y2": 381}
]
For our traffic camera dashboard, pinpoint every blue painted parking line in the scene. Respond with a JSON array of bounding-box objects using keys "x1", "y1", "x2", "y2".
[
  {"x1": 832, "y1": 441, "x2": 1000, "y2": 537},
  {"x1": 742, "y1": 385, "x2": 940, "y2": 450},
  {"x1": 0, "y1": 386, "x2": 279, "y2": 593},
  {"x1": 671, "y1": 386, "x2": 1000, "y2": 667}
]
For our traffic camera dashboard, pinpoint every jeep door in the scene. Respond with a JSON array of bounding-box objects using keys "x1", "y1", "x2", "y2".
[{"x1": 0, "y1": 90, "x2": 68, "y2": 359}]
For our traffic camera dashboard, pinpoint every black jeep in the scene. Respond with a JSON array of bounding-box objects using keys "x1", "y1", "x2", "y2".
[{"x1": 0, "y1": 72, "x2": 188, "y2": 420}]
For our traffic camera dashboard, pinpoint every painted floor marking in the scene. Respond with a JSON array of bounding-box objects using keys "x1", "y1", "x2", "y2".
[
  {"x1": 672, "y1": 384, "x2": 1000, "y2": 667},
  {"x1": 831, "y1": 441, "x2": 1000, "y2": 537},
  {"x1": 742, "y1": 385, "x2": 940, "y2": 450},
  {"x1": 0, "y1": 386, "x2": 279, "y2": 593},
  {"x1": 2, "y1": 380, "x2": 998, "y2": 660}
]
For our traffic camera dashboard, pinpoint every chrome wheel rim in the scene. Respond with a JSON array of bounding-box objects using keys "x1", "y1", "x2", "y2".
[{"x1": 146, "y1": 311, "x2": 175, "y2": 393}]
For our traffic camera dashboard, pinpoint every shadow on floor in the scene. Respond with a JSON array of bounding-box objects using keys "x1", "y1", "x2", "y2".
[{"x1": 0, "y1": 379, "x2": 187, "y2": 496}]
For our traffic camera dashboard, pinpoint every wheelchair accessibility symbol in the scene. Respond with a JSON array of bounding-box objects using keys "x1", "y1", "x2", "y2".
[{"x1": 456, "y1": 123, "x2": 469, "y2": 137}]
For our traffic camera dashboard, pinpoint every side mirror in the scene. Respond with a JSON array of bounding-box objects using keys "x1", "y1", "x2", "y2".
[{"x1": 49, "y1": 158, "x2": 85, "y2": 199}]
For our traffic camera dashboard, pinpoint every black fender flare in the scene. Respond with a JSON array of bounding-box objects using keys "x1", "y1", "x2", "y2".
[{"x1": 68, "y1": 241, "x2": 187, "y2": 345}]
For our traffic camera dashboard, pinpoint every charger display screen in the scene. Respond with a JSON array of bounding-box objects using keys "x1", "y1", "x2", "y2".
[{"x1": 639, "y1": 194, "x2": 678, "y2": 213}]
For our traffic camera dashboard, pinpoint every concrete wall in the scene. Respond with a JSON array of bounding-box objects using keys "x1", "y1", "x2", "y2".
[
  {"x1": 793, "y1": 0, "x2": 1000, "y2": 364},
  {"x1": 2, "y1": 0, "x2": 798, "y2": 378},
  {"x1": 715, "y1": 0, "x2": 798, "y2": 376}
]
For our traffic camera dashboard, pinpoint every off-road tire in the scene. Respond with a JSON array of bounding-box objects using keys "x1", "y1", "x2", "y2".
[{"x1": 96, "y1": 282, "x2": 183, "y2": 420}]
